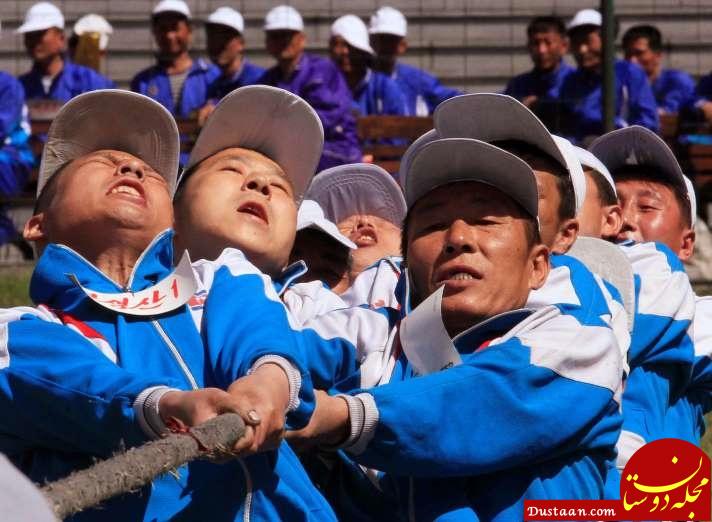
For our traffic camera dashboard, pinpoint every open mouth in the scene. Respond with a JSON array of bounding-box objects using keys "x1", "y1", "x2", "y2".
[
  {"x1": 434, "y1": 264, "x2": 483, "y2": 287},
  {"x1": 237, "y1": 201, "x2": 269, "y2": 224},
  {"x1": 106, "y1": 178, "x2": 146, "y2": 205},
  {"x1": 353, "y1": 225, "x2": 378, "y2": 247}
]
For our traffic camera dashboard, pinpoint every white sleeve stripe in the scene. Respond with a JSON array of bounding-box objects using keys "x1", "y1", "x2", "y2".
[{"x1": 0, "y1": 324, "x2": 8, "y2": 370}]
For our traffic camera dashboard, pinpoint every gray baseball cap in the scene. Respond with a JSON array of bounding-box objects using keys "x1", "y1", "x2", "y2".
[
  {"x1": 405, "y1": 137, "x2": 539, "y2": 220},
  {"x1": 434, "y1": 93, "x2": 586, "y2": 215},
  {"x1": 306, "y1": 163, "x2": 406, "y2": 226},
  {"x1": 183, "y1": 85, "x2": 324, "y2": 201},
  {"x1": 38, "y1": 89, "x2": 180, "y2": 197},
  {"x1": 588, "y1": 125, "x2": 686, "y2": 192}
]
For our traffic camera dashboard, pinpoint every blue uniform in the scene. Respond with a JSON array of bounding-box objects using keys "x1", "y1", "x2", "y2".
[
  {"x1": 338, "y1": 254, "x2": 622, "y2": 521},
  {"x1": 504, "y1": 61, "x2": 575, "y2": 101},
  {"x1": 19, "y1": 59, "x2": 114, "y2": 102},
  {"x1": 352, "y1": 71, "x2": 408, "y2": 116},
  {"x1": 559, "y1": 60, "x2": 659, "y2": 143},
  {"x1": 391, "y1": 62, "x2": 460, "y2": 116},
  {"x1": 0, "y1": 73, "x2": 34, "y2": 246},
  {"x1": 0, "y1": 230, "x2": 336, "y2": 521},
  {"x1": 206, "y1": 60, "x2": 265, "y2": 102},
  {"x1": 316, "y1": 254, "x2": 621, "y2": 521},
  {"x1": 261, "y1": 53, "x2": 361, "y2": 171},
  {"x1": 662, "y1": 295, "x2": 712, "y2": 445},
  {"x1": 131, "y1": 58, "x2": 220, "y2": 118},
  {"x1": 652, "y1": 68, "x2": 697, "y2": 113}
]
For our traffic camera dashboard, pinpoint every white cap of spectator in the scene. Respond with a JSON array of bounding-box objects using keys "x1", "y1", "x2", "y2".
[
  {"x1": 683, "y1": 175, "x2": 697, "y2": 226},
  {"x1": 264, "y1": 5, "x2": 304, "y2": 32},
  {"x1": 297, "y1": 200, "x2": 357, "y2": 250},
  {"x1": 435, "y1": 93, "x2": 587, "y2": 216},
  {"x1": 152, "y1": 0, "x2": 191, "y2": 19},
  {"x1": 567, "y1": 9, "x2": 601, "y2": 31},
  {"x1": 306, "y1": 163, "x2": 407, "y2": 227},
  {"x1": 573, "y1": 146, "x2": 616, "y2": 196},
  {"x1": 38, "y1": 90, "x2": 180, "y2": 197},
  {"x1": 182, "y1": 85, "x2": 323, "y2": 202},
  {"x1": 207, "y1": 6, "x2": 245, "y2": 34},
  {"x1": 369, "y1": 6, "x2": 407, "y2": 37},
  {"x1": 73, "y1": 14, "x2": 113, "y2": 51},
  {"x1": 331, "y1": 14, "x2": 374, "y2": 55},
  {"x1": 17, "y1": 2, "x2": 64, "y2": 33}
]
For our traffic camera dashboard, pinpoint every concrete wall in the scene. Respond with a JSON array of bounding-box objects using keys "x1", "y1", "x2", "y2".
[{"x1": 1, "y1": 0, "x2": 712, "y2": 92}]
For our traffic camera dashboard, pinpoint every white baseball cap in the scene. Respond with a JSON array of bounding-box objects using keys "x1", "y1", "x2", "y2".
[
  {"x1": 435, "y1": 93, "x2": 587, "y2": 215},
  {"x1": 306, "y1": 163, "x2": 407, "y2": 227},
  {"x1": 567, "y1": 9, "x2": 601, "y2": 31},
  {"x1": 573, "y1": 146, "x2": 616, "y2": 197},
  {"x1": 331, "y1": 14, "x2": 374, "y2": 55},
  {"x1": 264, "y1": 5, "x2": 304, "y2": 32},
  {"x1": 38, "y1": 90, "x2": 180, "y2": 198},
  {"x1": 683, "y1": 175, "x2": 697, "y2": 226},
  {"x1": 152, "y1": 0, "x2": 191, "y2": 19},
  {"x1": 297, "y1": 200, "x2": 357, "y2": 250},
  {"x1": 369, "y1": 6, "x2": 407, "y2": 37},
  {"x1": 17, "y1": 2, "x2": 64, "y2": 33},
  {"x1": 182, "y1": 85, "x2": 323, "y2": 202},
  {"x1": 73, "y1": 14, "x2": 113, "y2": 51},
  {"x1": 206, "y1": 6, "x2": 244, "y2": 34},
  {"x1": 405, "y1": 138, "x2": 539, "y2": 219}
]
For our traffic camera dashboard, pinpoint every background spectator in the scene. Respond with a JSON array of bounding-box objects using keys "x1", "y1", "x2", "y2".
[
  {"x1": 369, "y1": 6, "x2": 460, "y2": 116},
  {"x1": 559, "y1": 9, "x2": 658, "y2": 143},
  {"x1": 330, "y1": 14, "x2": 407, "y2": 117},
  {"x1": 260, "y1": 5, "x2": 361, "y2": 170},
  {"x1": 68, "y1": 14, "x2": 113, "y2": 73},
  {"x1": 17, "y1": 2, "x2": 114, "y2": 102},
  {"x1": 622, "y1": 24, "x2": 697, "y2": 115}
]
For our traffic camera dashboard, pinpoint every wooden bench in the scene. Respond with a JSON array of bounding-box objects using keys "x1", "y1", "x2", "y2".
[{"x1": 357, "y1": 115, "x2": 433, "y2": 175}]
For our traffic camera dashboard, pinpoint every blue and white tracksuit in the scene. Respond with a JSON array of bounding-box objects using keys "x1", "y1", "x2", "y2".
[
  {"x1": 338, "y1": 254, "x2": 622, "y2": 521},
  {"x1": 611, "y1": 241, "x2": 695, "y2": 488},
  {"x1": 317, "y1": 254, "x2": 622, "y2": 521},
  {"x1": 391, "y1": 63, "x2": 461, "y2": 116},
  {"x1": 662, "y1": 295, "x2": 712, "y2": 445},
  {"x1": 340, "y1": 256, "x2": 403, "y2": 310},
  {"x1": 0, "y1": 230, "x2": 336, "y2": 521},
  {"x1": 19, "y1": 59, "x2": 114, "y2": 102}
]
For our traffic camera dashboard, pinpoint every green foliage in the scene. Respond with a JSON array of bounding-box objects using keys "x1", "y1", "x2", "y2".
[{"x1": 0, "y1": 265, "x2": 33, "y2": 307}]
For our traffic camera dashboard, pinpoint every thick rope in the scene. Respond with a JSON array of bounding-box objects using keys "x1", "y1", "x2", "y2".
[{"x1": 41, "y1": 413, "x2": 245, "y2": 520}]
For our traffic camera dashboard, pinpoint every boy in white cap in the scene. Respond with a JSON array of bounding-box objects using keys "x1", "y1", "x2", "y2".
[
  {"x1": 131, "y1": 0, "x2": 219, "y2": 122},
  {"x1": 17, "y1": 2, "x2": 114, "y2": 102},
  {"x1": 68, "y1": 13, "x2": 113, "y2": 71},
  {"x1": 197, "y1": 7, "x2": 264, "y2": 125},
  {"x1": 290, "y1": 134, "x2": 622, "y2": 521},
  {"x1": 261, "y1": 5, "x2": 361, "y2": 170},
  {"x1": 329, "y1": 14, "x2": 407, "y2": 117},
  {"x1": 590, "y1": 127, "x2": 704, "y2": 451},
  {"x1": 0, "y1": 89, "x2": 334, "y2": 520},
  {"x1": 290, "y1": 200, "x2": 356, "y2": 293},
  {"x1": 369, "y1": 6, "x2": 460, "y2": 116},
  {"x1": 558, "y1": 9, "x2": 658, "y2": 143}
]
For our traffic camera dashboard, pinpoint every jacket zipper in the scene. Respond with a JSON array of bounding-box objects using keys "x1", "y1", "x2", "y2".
[
  {"x1": 151, "y1": 319, "x2": 253, "y2": 520},
  {"x1": 151, "y1": 320, "x2": 198, "y2": 390}
]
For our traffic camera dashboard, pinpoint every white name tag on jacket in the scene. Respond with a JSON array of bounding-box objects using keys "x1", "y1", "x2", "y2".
[
  {"x1": 70, "y1": 252, "x2": 197, "y2": 316},
  {"x1": 399, "y1": 286, "x2": 462, "y2": 376}
]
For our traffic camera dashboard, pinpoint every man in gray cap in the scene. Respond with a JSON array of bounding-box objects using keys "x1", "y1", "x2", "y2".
[
  {"x1": 290, "y1": 134, "x2": 621, "y2": 521},
  {"x1": 0, "y1": 89, "x2": 332, "y2": 521}
]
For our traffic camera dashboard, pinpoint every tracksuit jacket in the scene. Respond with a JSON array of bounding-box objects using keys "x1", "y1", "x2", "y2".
[
  {"x1": 652, "y1": 68, "x2": 697, "y2": 114},
  {"x1": 391, "y1": 62, "x2": 461, "y2": 116},
  {"x1": 0, "y1": 230, "x2": 336, "y2": 521},
  {"x1": 612, "y1": 242, "x2": 695, "y2": 486},
  {"x1": 352, "y1": 70, "x2": 408, "y2": 117},
  {"x1": 19, "y1": 59, "x2": 114, "y2": 102},
  {"x1": 206, "y1": 60, "x2": 265, "y2": 102},
  {"x1": 314, "y1": 254, "x2": 622, "y2": 521}
]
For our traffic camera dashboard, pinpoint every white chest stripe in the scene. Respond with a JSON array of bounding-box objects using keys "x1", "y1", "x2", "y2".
[{"x1": 71, "y1": 252, "x2": 197, "y2": 317}]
